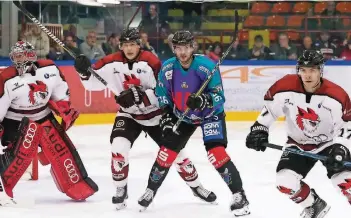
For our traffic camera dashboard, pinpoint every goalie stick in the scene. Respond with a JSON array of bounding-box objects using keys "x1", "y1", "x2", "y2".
[
  {"x1": 13, "y1": 1, "x2": 119, "y2": 95},
  {"x1": 172, "y1": 10, "x2": 240, "y2": 133}
]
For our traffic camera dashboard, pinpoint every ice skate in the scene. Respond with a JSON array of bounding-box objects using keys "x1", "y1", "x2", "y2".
[
  {"x1": 191, "y1": 185, "x2": 217, "y2": 204},
  {"x1": 112, "y1": 185, "x2": 128, "y2": 210},
  {"x1": 230, "y1": 189, "x2": 250, "y2": 217},
  {"x1": 138, "y1": 188, "x2": 155, "y2": 212},
  {"x1": 300, "y1": 189, "x2": 330, "y2": 218}
]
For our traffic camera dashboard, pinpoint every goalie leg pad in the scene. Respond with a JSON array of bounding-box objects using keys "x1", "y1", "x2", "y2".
[
  {"x1": 1, "y1": 117, "x2": 41, "y2": 198},
  {"x1": 40, "y1": 117, "x2": 98, "y2": 200}
]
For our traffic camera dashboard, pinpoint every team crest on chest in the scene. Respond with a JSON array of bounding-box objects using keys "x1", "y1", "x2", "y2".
[
  {"x1": 28, "y1": 80, "x2": 48, "y2": 105},
  {"x1": 296, "y1": 106, "x2": 320, "y2": 133}
]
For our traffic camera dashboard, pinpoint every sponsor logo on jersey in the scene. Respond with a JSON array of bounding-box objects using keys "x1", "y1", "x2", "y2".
[
  {"x1": 113, "y1": 68, "x2": 120, "y2": 74},
  {"x1": 44, "y1": 73, "x2": 56, "y2": 79},
  {"x1": 12, "y1": 82, "x2": 24, "y2": 91},
  {"x1": 296, "y1": 106, "x2": 320, "y2": 134},
  {"x1": 28, "y1": 80, "x2": 48, "y2": 105},
  {"x1": 165, "y1": 70, "x2": 173, "y2": 80},
  {"x1": 199, "y1": 65, "x2": 210, "y2": 76},
  {"x1": 161, "y1": 63, "x2": 173, "y2": 72},
  {"x1": 181, "y1": 82, "x2": 188, "y2": 89},
  {"x1": 137, "y1": 68, "x2": 147, "y2": 74}
]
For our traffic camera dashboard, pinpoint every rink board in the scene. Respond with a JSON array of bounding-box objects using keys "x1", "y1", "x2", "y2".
[{"x1": 1, "y1": 60, "x2": 350, "y2": 125}]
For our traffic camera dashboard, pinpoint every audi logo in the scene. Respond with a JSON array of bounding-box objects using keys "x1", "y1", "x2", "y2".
[
  {"x1": 23, "y1": 122, "x2": 38, "y2": 149},
  {"x1": 64, "y1": 159, "x2": 79, "y2": 183}
]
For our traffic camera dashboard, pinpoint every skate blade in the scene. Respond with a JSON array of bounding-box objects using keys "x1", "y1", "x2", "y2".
[
  {"x1": 317, "y1": 205, "x2": 331, "y2": 218},
  {"x1": 233, "y1": 205, "x2": 251, "y2": 217},
  {"x1": 139, "y1": 205, "x2": 148, "y2": 212},
  {"x1": 115, "y1": 202, "x2": 127, "y2": 211},
  {"x1": 193, "y1": 194, "x2": 218, "y2": 205}
]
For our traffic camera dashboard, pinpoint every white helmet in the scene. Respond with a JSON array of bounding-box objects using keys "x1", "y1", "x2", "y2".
[{"x1": 9, "y1": 41, "x2": 37, "y2": 76}]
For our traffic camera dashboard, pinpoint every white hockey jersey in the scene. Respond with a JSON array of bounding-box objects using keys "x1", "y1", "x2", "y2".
[
  {"x1": 257, "y1": 74, "x2": 351, "y2": 153},
  {"x1": 0, "y1": 60, "x2": 70, "y2": 122},
  {"x1": 80, "y1": 50, "x2": 162, "y2": 126}
]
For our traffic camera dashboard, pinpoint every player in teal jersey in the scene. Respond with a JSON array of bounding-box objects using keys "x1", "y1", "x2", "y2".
[{"x1": 138, "y1": 31, "x2": 250, "y2": 217}]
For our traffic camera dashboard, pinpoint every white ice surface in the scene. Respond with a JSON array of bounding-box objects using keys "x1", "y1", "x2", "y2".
[{"x1": 3, "y1": 122, "x2": 351, "y2": 218}]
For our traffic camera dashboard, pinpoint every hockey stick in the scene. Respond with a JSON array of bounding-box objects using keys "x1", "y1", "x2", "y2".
[
  {"x1": 172, "y1": 10, "x2": 239, "y2": 133},
  {"x1": 262, "y1": 143, "x2": 351, "y2": 168},
  {"x1": 13, "y1": 1, "x2": 118, "y2": 95}
]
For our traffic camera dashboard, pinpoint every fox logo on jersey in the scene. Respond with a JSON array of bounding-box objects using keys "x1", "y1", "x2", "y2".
[
  {"x1": 296, "y1": 107, "x2": 320, "y2": 133},
  {"x1": 28, "y1": 80, "x2": 48, "y2": 105}
]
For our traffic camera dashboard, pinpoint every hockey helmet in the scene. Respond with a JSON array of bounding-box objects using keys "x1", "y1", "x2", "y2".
[
  {"x1": 9, "y1": 41, "x2": 37, "y2": 76},
  {"x1": 120, "y1": 28, "x2": 141, "y2": 45},
  {"x1": 297, "y1": 50, "x2": 325, "y2": 73},
  {"x1": 172, "y1": 30, "x2": 194, "y2": 46}
]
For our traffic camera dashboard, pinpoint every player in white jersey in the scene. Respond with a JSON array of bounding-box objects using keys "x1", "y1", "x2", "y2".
[
  {"x1": 73, "y1": 28, "x2": 217, "y2": 210},
  {"x1": 246, "y1": 50, "x2": 351, "y2": 218},
  {"x1": 0, "y1": 41, "x2": 98, "y2": 206}
]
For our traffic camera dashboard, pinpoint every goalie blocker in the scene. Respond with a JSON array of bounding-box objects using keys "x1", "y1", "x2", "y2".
[{"x1": 1, "y1": 115, "x2": 98, "y2": 201}]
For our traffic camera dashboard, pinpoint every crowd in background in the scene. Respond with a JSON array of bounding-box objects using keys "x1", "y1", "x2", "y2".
[{"x1": 17, "y1": 1, "x2": 351, "y2": 62}]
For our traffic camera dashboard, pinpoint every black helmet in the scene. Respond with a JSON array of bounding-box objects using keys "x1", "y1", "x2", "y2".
[
  {"x1": 297, "y1": 50, "x2": 325, "y2": 72},
  {"x1": 172, "y1": 30, "x2": 194, "y2": 46},
  {"x1": 120, "y1": 28, "x2": 140, "y2": 45}
]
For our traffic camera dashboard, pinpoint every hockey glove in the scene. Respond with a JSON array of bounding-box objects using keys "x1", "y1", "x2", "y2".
[
  {"x1": 246, "y1": 121, "x2": 269, "y2": 152},
  {"x1": 186, "y1": 93, "x2": 212, "y2": 111},
  {"x1": 48, "y1": 100, "x2": 80, "y2": 131},
  {"x1": 325, "y1": 144, "x2": 350, "y2": 173},
  {"x1": 74, "y1": 55, "x2": 92, "y2": 79},
  {"x1": 159, "y1": 107, "x2": 178, "y2": 137},
  {"x1": 115, "y1": 86, "x2": 145, "y2": 108}
]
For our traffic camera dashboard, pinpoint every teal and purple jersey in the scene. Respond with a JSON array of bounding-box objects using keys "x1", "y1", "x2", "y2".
[{"x1": 156, "y1": 55, "x2": 225, "y2": 124}]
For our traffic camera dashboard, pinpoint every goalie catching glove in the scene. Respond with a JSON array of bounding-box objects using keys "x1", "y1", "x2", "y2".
[{"x1": 48, "y1": 100, "x2": 79, "y2": 131}]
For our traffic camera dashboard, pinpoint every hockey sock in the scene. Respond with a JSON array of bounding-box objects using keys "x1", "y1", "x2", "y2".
[
  {"x1": 175, "y1": 158, "x2": 200, "y2": 188},
  {"x1": 208, "y1": 146, "x2": 243, "y2": 193},
  {"x1": 147, "y1": 146, "x2": 178, "y2": 191},
  {"x1": 278, "y1": 181, "x2": 315, "y2": 208}
]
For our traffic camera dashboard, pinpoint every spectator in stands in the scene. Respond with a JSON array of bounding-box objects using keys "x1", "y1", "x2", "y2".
[
  {"x1": 64, "y1": 24, "x2": 84, "y2": 46},
  {"x1": 270, "y1": 32, "x2": 297, "y2": 60},
  {"x1": 47, "y1": 44, "x2": 64, "y2": 60},
  {"x1": 340, "y1": 40, "x2": 351, "y2": 60},
  {"x1": 227, "y1": 36, "x2": 249, "y2": 60},
  {"x1": 179, "y1": 2, "x2": 202, "y2": 34},
  {"x1": 297, "y1": 36, "x2": 315, "y2": 57},
  {"x1": 140, "y1": 4, "x2": 170, "y2": 50},
  {"x1": 158, "y1": 33, "x2": 174, "y2": 60},
  {"x1": 248, "y1": 35, "x2": 271, "y2": 60},
  {"x1": 315, "y1": 31, "x2": 339, "y2": 60},
  {"x1": 23, "y1": 25, "x2": 50, "y2": 59},
  {"x1": 193, "y1": 41, "x2": 202, "y2": 54},
  {"x1": 207, "y1": 42, "x2": 222, "y2": 62},
  {"x1": 102, "y1": 33, "x2": 120, "y2": 55},
  {"x1": 140, "y1": 32, "x2": 158, "y2": 56},
  {"x1": 62, "y1": 35, "x2": 81, "y2": 60},
  {"x1": 79, "y1": 31, "x2": 105, "y2": 60}
]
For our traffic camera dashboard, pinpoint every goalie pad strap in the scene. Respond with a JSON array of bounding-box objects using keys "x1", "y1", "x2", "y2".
[
  {"x1": 40, "y1": 117, "x2": 98, "y2": 200},
  {"x1": 1, "y1": 117, "x2": 41, "y2": 197}
]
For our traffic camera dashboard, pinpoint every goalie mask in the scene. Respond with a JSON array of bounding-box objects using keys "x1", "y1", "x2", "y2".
[{"x1": 9, "y1": 41, "x2": 37, "y2": 76}]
